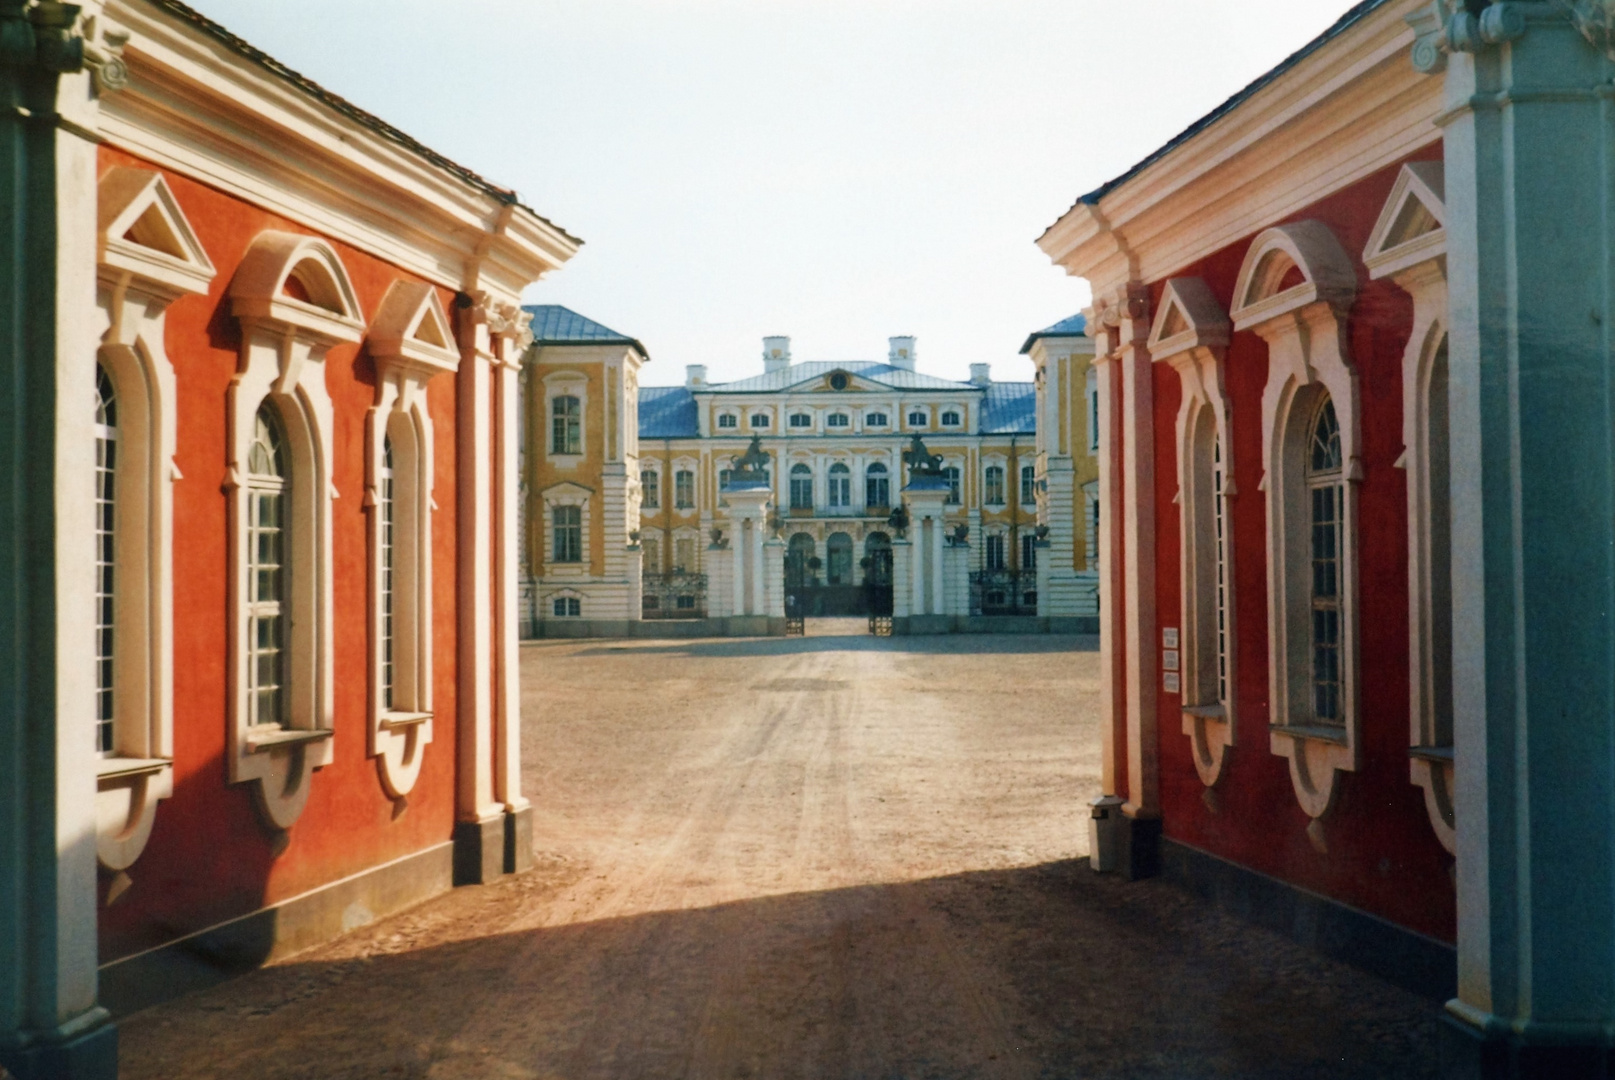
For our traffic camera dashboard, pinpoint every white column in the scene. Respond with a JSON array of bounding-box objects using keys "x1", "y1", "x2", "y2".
[
  {"x1": 1116, "y1": 284, "x2": 1158, "y2": 822},
  {"x1": 492, "y1": 338, "x2": 527, "y2": 820}
]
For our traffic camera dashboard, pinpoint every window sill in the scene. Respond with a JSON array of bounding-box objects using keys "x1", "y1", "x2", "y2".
[
  {"x1": 380, "y1": 711, "x2": 432, "y2": 732},
  {"x1": 96, "y1": 756, "x2": 171, "y2": 782},
  {"x1": 1182, "y1": 704, "x2": 1226, "y2": 721},
  {"x1": 1409, "y1": 744, "x2": 1454, "y2": 764},
  {"x1": 549, "y1": 454, "x2": 583, "y2": 468},
  {"x1": 246, "y1": 725, "x2": 334, "y2": 752},
  {"x1": 1270, "y1": 722, "x2": 1348, "y2": 746}
]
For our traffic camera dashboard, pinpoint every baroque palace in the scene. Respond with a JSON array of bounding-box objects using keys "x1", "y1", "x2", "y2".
[{"x1": 519, "y1": 314, "x2": 1100, "y2": 635}]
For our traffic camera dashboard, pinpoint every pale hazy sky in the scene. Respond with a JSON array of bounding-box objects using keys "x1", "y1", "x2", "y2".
[{"x1": 189, "y1": 1, "x2": 1350, "y2": 385}]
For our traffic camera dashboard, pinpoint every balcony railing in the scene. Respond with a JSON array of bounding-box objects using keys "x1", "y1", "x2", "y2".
[{"x1": 642, "y1": 570, "x2": 708, "y2": 620}]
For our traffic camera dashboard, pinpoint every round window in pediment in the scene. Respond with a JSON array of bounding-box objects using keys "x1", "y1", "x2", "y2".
[{"x1": 829, "y1": 372, "x2": 849, "y2": 391}]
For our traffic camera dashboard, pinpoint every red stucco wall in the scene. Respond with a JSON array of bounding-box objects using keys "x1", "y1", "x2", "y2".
[
  {"x1": 1150, "y1": 147, "x2": 1456, "y2": 943},
  {"x1": 97, "y1": 145, "x2": 463, "y2": 962}
]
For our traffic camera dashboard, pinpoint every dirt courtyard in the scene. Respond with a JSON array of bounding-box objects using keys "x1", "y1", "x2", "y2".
[{"x1": 119, "y1": 627, "x2": 1439, "y2": 1078}]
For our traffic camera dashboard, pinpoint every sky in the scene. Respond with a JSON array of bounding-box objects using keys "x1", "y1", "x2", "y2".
[{"x1": 188, "y1": 1, "x2": 1352, "y2": 386}]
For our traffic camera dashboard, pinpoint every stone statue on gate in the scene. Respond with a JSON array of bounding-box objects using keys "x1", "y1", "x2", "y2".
[
  {"x1": 729, "y1": 435, "x2": 771, "y2": 484},
  {"x1": 902, "y1": 433, "x2": 944, "y2": 479}
]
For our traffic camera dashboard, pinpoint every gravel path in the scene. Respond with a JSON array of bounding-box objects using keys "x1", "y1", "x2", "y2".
[{"x1": 118, "y1": 629, "x2": 1438, "y2": 1079}]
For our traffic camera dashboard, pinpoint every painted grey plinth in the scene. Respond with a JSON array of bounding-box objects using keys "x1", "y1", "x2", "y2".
[
  {"x1": 453, "y1": 815, "x2": 506, "y2": 885},
  {"x1": 1436, "y1": 12, "x2": 1615, "y2": 1072},
  {"x1": 505, "y1": 805, "x2": 535, "y2": 874}
]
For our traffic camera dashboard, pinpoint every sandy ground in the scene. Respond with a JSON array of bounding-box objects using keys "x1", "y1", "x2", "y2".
[{"x1": 119, "y1": 626, "x2": 1438, "y2": 1079}]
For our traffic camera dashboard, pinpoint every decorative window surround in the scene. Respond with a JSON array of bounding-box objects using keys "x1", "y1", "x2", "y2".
[
  {"x1": 93, "y1": 167, "x2": 216, "y2": 871},
  {"x1": 543, "y1": 370, "x2": 586, "y2": 468},
  {"x1": 1365, "y1": 161, "x2": 1454, "y2": 854},
  {"x1": 1149, "y1": 277, "x2": 1238, "y2": 788},
  {"x1": 365, "y1": 281, "x2": 458, "y2": 800},
  {"x1": 1233, "y1": 221, "x2": 1361, "y2": 823},
  {"x1": 541, "y1": 481, "x2": 593, "y2": 574},
  {"x1": 228, "y1": 231, "x2": 362, "y2": 829}
]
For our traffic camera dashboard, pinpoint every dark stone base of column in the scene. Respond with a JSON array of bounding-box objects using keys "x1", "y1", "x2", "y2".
[
  {"x1": 504, "y1": 805, "x2": 534, "y2": 874},
  {"x1": 1441, "y1": 1012, "x2": 1615, "y2": 1079},
  {"x1": 453, "y1": 815, "x2": 506, "y2": 885},
  {"x1": 1120, "y1": 813, "x2": 1161, "y2": 881},
  {"x1": 1, "y1": 1014, "x2": 118, "y2": 1080}
]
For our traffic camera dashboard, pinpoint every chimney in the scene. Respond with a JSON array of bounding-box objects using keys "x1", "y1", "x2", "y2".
[
  {"x1": 686, "y1": 364, "x2": 707, "y2": 388},
  {"x1": 970, "y1": 363, "x2": 992, "y2": 386},
  {"x1": 763, "y1": 335, "x2": 791, "y2": 374},
  {"x1": 888, "y1": 336, "x2": 916, "y2": 371}
]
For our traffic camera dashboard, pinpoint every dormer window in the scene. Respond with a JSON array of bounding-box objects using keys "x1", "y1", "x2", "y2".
[
  {"x1": 941, "y1": 410, "x2": 961, "y2": 427},
  {"x1": 866, "y1": 412, "x2": 888, "y2": 427},
  {"x1": 750, "y1": 413, "x2": 771, "y2": 428},
  {"x1": 826, "y1": 413, "x2": 849, "y2": 428},
  {"x1": 717, "y1": 413, "x2": 737, "y2": 429},
  {"x1": 789, "y1": 412, "x2": 813, "y2": 429}
]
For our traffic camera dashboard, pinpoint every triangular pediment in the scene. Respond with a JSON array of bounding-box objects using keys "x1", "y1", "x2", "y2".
[
  {"x1": 1148, "y1": 277, "x2": 1230, "y2": 361},
  {"x1": 541, "y1": 480, "x2": 595, "y2": 499},
  {"x1": 98, "y1": 167, "x2": 216, "y2": 298},
  {"x1": 370, "y1": 280, "x2": 460, "y2": 378},
  {"x1": 1363, "y1": 161, "x2": 1446, "y2": 281},
  {"x1": 787, "y1": 367, "x2": 888, "y2": 394}
]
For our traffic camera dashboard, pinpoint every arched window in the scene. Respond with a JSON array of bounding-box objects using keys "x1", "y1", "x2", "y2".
[
  {"x1": 827, "y1": 533, "x2": 854, "y2": 585},
  {"x1": 717, "y1": 412, "x2": 737, "y2": 429},
  {"x1": 1307, "y1": 396, "x2": 1344, "y2": 726},
  {"x1": 828, "y1": 463, "x2": 851, "y2": 509},
  {"x1": 246, "y1": 405, "x2": 290, "y2": 730},
  {"x1": 866, "y1": 412, "x2": 889, "y2": 428},
  {"x1": 552, "y1": 394, "x2": 581, "y2": 455},
  {"x1": 95, "y1": 365, "x2": 117, "y2": 756},
  {"x1": 790, "y1": 464, "x2": 814, "y2": 510},
  {"x1": 826, "y1": 412, "x2": 850, "y2": 428},
  {"x1": 907, "y1": 410, "x2": 928, "y2": 427},
  {"x1": 789, "y1": 412, "x2": 813, "y2": 429},
  {"x1": 379, "y1": 437, "x2": 395, "y2": 711},
  {"x1": 865, "y1": 462, "x2": 890, "y2": 508},
  {"x1": 941, "y1": 410, "x2": 961, "y2": 427},
  {"x1": 553, "y1": 504, "x2": 583, "y2": 562},
  {"x1": 984, "y1": 465, "x2": 1005, "y2": 505},
  {"x1": 750, "y1": 412, "x2": 771, "y2": 429},
  {"x1": 944, "y1": 466, "x2": 961, "y2": 505}
]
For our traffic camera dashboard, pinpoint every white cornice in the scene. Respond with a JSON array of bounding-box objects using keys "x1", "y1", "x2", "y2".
[
  {"x1": 99, "y1": 0, "x2": 580, "y2": 303},
  {"x1": 1040, "y1": 0, "x2": 1437, "y2": 295}
]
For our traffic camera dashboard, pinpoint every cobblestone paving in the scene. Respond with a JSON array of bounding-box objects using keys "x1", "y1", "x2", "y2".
[{"x1": 119, "y1": 630, "x2": 1439, "y2": 1079}]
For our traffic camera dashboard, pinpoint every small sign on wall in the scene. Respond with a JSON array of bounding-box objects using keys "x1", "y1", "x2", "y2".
[{"x1": 1162, "y1": 627, "x2": 1180, "y2": 693}]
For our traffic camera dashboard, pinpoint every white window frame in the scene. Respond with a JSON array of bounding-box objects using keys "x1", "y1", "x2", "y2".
[
  {"x1": 865, "y1": 411, "x2": 890, "y2": 428},
  {"x1": 985, "y1": 531, "x2": 1007, "y2": 571},
  {"x1": 228, "y1": 231, "x2": 362, "y2": 829},
  {"x1": 715, "y1": 407, "x2": 739, "y2": 430},
  {"x1": 91, "y1": 168, "x2": 217, "y2": 869},
  {"x1": 865, "y1": 462, "x2": 890, "y2": 509},
  {"x1": 906, "y1": 407, "x2": 930, "y2": 429},
  {"x1": 940, "y1": 407, "x2": 962, "y2": 428},
  {"x1": 364, "y1": 280, "x2": 458, "y2": 798},
  {"x1": 1086, "y1": 367, "x2": 1100, "y2": 455},
  {"x1": 640, "y1": 467, "x2": 660, "y2": 510},
  {"x1": 1150, "y1": 276, "x2": 1238, "y2": 788},
  {"x1": 1365, "y1": 161, "x2": 1455, "y2": 853},
  {"x1": 545, "y1": 588, "x2": 584, "y2": 618},
  {"x1": 1233, "y1": 221, "x2": 1362, "y2": 823},
  {"x1": 674, "y1": 466, "x2": 697, "y2": 510},
  {"x1": 673, "y1": 528, "x2": 701, "y2": 574},
  {"x1": 983, "y1": 462, "x2": 1006, "y2": 506},
  {"x1": 543, "y1": 370, "x2": 587, "y2": 466},
  {"x1": 748, "y1": 410, "x2": 772, "y2": 430},
  {"x1": 943, "y1": 464, "x2": 962, "y2": 506},
  {"x1": 541, "y1": 481, "x2": 593, "y2": 574},
  {"x1": 827, "y1": 461, "x2": 852, "y2": 509},
  {"x1": 825, "y1": 411, "x2": 851, "y2": 429},
  {"x1": 788, "y1": 411, "x2": 814, "y2": 430},
  {"x1": 790, "y1": 462, "x2": 815, "y2": 510}
]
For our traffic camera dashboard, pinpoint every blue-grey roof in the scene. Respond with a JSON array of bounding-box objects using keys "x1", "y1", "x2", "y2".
[
  {"x1": 710, "y1": 361, "x2": 974, "y2": 394},
  {"x1": 524, "y1": 305, "x2": 646, "y2": 356},
  {"x1": 979, "y1": 382, "x2": 1036, "y2": 435},
  {"x1": 1039, "y1": 0, "x2": 1390, "y2": 240},
  {"x1": 638, "y1": 386, "x2": 698, "y2": 438},
  {"x1": 1019, "y1": 313, "x2": 1088, "y2": 354}
]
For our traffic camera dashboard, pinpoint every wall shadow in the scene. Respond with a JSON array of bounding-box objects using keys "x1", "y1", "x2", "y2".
[
  {"x1": 561, "y1": 634, "x2": 1100, "y2": 659},
  {"x1": 117, "y1": 860, "x2": 1440, "y2": 1080}
]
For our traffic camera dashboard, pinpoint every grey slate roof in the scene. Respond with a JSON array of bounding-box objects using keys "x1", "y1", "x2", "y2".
[
  {"x1": 710, "y1": 361, "x2": 974, "y2": 394},
  {"x1": 638, "y1": 386, "x2": 698, "y2": 438},
  {"x1": 1038, "y1": 0, "x2": 1390, "y2": 240},
  {"x1": 979, "y1": 382, "x2": 1037, "y2": 435},
  {"x1": 1019, "y1": 313, "x2": 1088, "y2": 354},
  {"x1": 525, "y1": 305, "x2": 647, "y2": 355}
]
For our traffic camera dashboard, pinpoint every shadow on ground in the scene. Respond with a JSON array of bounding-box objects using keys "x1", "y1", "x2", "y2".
[{"x1": 119, "y1": 859, "x2": 1438, "y2": 1080}]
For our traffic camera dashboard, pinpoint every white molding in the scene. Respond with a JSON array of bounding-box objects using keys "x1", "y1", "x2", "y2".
[
  {"x1": 1370, "y1": 167, "x2": 1455, "y2": 854},
  {"x1": 101, "y1": 0, "x2": 578, "y2": 302},
  {"x1": 226, "y1": 232, "x2": 355, "y2": 829},
  {"x1": 1239, "y1": 223, "x2": 1362, "y2": 821},
  {"x1": 1039, "y1": 0, "x2": 1437, "y2": 296},
  {"x1": 91, "y1": 166, "x2": 215, "y2": 870},
  {"x1": 1363, "y1": 161, "x2": 1446, "y2": 283},
  {"x1": 1150, "y1": 278, "x2": 1238, "y2": 788},
  {"x1": 364, "y1": 281, "x2": 456, "y2": 800}
]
